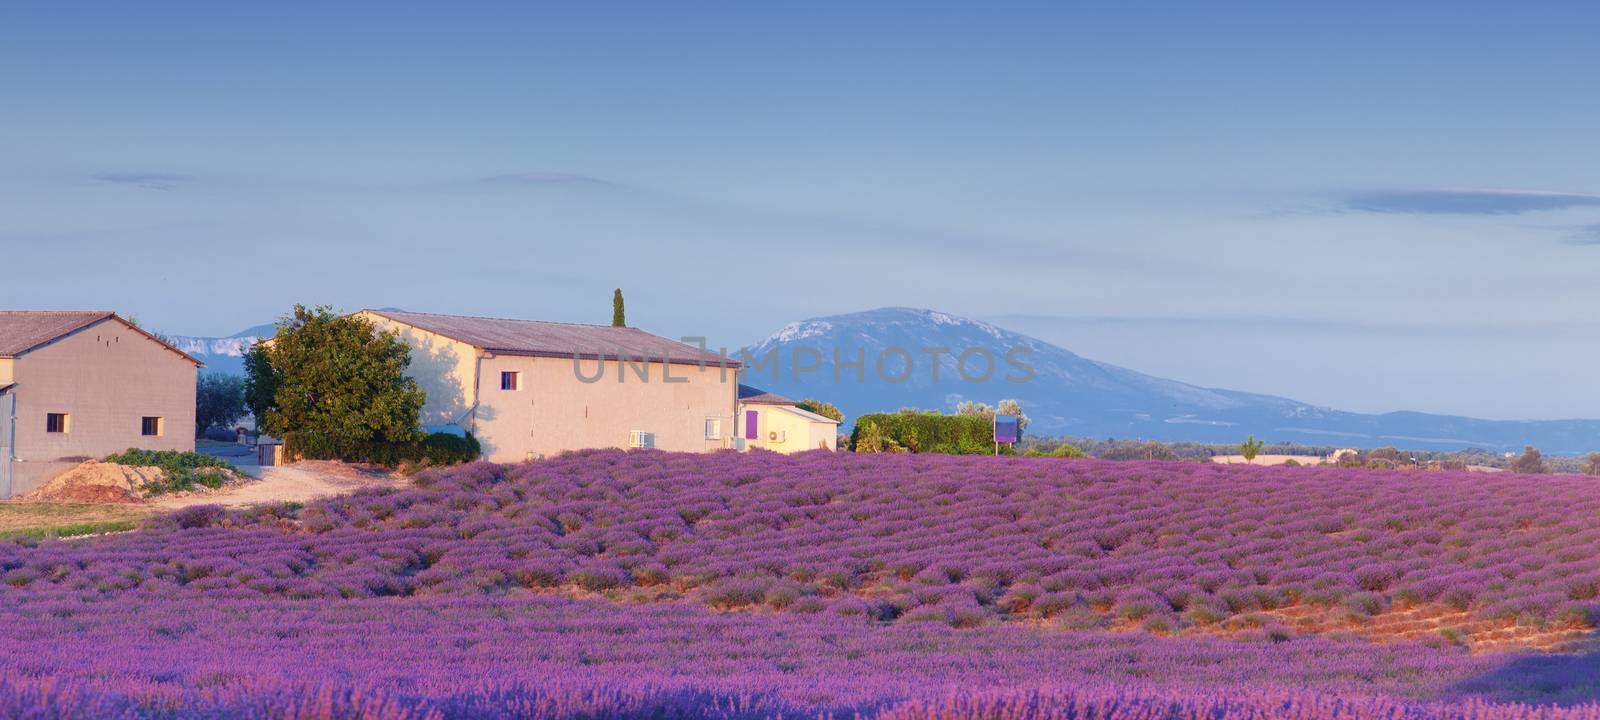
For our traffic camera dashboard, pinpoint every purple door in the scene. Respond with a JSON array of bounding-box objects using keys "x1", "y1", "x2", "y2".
[{"x1": 745, "y1": 410, "x2": 760, "y2": 440}]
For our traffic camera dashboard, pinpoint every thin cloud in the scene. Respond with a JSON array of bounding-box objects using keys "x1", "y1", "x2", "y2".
[
  {"x1": 986, "y1": 313, "x2": 1600, "y2": 338},
  {"x1": 1565, "y1": 224, "x2": 1600, "y2": 246},
  {"x1": 475, "y1": 172, "x2": 624, "y2": 189},
  {"x1": 1341, "y1": 189, "x2": 1600, "y2": 215},
  {"x1": 91, "y1": 172, "x2": 194, "y2": 191}
]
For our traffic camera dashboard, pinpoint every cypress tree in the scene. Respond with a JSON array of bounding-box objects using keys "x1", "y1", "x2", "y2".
[{"x1": 612, "y1": 289, "x2": 626, "y2": 327}]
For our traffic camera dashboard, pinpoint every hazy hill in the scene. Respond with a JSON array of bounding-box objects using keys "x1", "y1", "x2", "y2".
[
  {"x1": 163, "y1": 323, "x2": 272, "y2": 376},
  {"x1": 740, "y1": 307, "x2": 1600, "y2": 454}
]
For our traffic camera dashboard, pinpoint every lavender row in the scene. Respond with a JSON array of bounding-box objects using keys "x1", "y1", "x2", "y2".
[
  {"x1": 0, "y1": 593, "x2": 1595, "y2": 718},
  {"x1": 6, "y1": 451, "x2": 1600, "y2": 634}
]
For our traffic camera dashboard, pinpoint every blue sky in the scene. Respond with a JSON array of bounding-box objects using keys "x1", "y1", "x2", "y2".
[{"x1": 3, "y1": 2, "x2": 1599, "y2": 419}]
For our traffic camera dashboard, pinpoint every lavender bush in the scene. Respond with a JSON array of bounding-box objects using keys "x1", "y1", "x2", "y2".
[{"x1": 3, "y1": 450, "x2": 1600, "y2": 717}]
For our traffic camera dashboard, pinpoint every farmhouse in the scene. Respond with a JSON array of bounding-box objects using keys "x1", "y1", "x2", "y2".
[
  {"x1": 0, "y1": 311, "x2": 201, "y2": 497},
  {"x1": 737, "y1": 384, "x2": 840, "y2": 453},
  {"x1": 357, "y1": 309, "x2": 742, "y2": 462}
]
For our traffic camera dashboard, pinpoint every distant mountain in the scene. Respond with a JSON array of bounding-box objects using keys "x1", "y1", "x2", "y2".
[
  {"x1": 164, "y1": 323, "x2": 272, "y2": 376},
  {"x1": 741, "y1": 307, "x2": 1600, "y2": 454}
]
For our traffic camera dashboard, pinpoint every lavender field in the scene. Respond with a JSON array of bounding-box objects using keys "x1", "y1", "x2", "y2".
[{"x1": 5, "y1": 450, "x2": 1600, "y2": 718}]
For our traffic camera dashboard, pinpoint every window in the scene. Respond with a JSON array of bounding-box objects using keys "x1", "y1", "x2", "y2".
[
  {"x1": 500, "y1": 371, "x2": 520, "y2": 390},
  {"x1": 142, "y1": 416, "x2": 164, "y2": 437},
  {"x1": 46, "y1": 413, "x2": 68, "y2": 434},
  {"x1": 704, "y1": 418, "x2": 721, "y2": 440}
]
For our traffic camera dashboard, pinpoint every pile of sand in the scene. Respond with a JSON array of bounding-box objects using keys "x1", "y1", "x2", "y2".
[
  {"x1": 20, "y1": 461, "x2": 247, "y2": 504},
  {"x1": 20, "y1": 462, "x2": 169, "y2": 504}
]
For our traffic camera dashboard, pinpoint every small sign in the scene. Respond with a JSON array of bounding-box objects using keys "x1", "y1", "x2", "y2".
[{"x1": 993, "y1": 414, "x2": 1019, "y2": 444}]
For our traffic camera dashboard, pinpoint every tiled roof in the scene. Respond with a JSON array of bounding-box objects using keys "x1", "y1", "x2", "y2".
[
  {"x1": 738, "y1": 384, "x2": 795, "y2": 405},
  {"x1": 0, "y1": 311, "x2": 202, "y2": 365},
  {"x1": 0, "y1": 311, "x2": 113, "y2": 357},
  {"x1": 366, "y1": 309, "x2": 740, "y2": 368}
]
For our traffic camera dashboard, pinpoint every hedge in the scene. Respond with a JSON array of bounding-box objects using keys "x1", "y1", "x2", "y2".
[
  {"x1": 851, "y1": 413, "x2": 1006, "y2": 455},
  {"x1": 415, "y1": 432, "x2": 482, "y2": 466},
  {"x1": 286, "y1": 431, "x2": 481, "y2": 467}
]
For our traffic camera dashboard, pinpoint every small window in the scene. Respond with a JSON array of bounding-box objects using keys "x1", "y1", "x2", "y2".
[
  {"x1": 500, "y1": 371, "x2": 520, "y2": 390},
  {"x1": 46, "y1": 413, "x2": 69, "y2": 434},
  {"x1": 704, "y1": 418, "x2": 721, "y2": 440},
  {"x1": 142, "y1": 416, "x2": 164, "y2": 437}
]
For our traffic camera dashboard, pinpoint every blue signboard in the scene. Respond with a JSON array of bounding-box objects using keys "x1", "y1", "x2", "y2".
[{"x1": 993, "y1": 414, "x2": 1020, "y2": 444}]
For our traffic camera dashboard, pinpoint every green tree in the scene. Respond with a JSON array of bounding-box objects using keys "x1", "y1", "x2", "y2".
[
  {"x1": 1509, "y1": 445, "x2": 1549, "y2": 474},
  {"x1": 195, "y1": 374, "x2": 247, "y2": 436},
  {"x1": 612, "y1": 288, "x2": 626, "y2": 327},
  {"x1": 1049, "y1": 442, "x2": 1087, "y2": 458},
  {"x1": 244, "y1": 305, "x2": 425, "y2": 463},
  {"x1": 955, "y1": 399, "x2": 1030, "y2": 433},
  {"x1": 996, "y1": 399, "x2": 1030, "y2": 433},
  {"x1": 1586, "y1": 453, "x2": 1600, "y2": 476},
  {"x1": 243, "y1": 344, "x2": 278, "y2": 428},
  {"x1": 795, "y1": 399, "x2": 844, "y2": 423},
  {"x1": 1240, "y1": 435, "x2": 1265, "y2": 464},
  {"x1": 1368, "y1": 447, "x2": 1404, "y2": 464}
]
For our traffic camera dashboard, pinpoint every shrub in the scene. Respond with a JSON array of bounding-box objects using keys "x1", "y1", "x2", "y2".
[
  {"x1": 1183, "y1": 604, "x2": 1228, "y2": 626},
  {"x1": 1031, "y1": 592, "x2": 1078, "y2": 618},
  {"x1": 790, "y1": 596, "x2": 827, "y2": 613},
  {"x1": 1141, "y1": 615, "x2": 1176, "y2": 634},
  {"x1": 1510, "y1": 446, "x2": 1550, "y2": 474},
  {"x1": 172, "y1": 505, "x2": 229, "y2": 530},
  {"x1": 850, "y1": 413, "x2": 993, "y2": 455},
  {"x1": 851, "y1": 421, "x2": 904, "y2": 453},
  {"x1": 998, "y1": 584, "x2": 1042, "y2": 613},
  {"x1": 411, "y1": 432, "x2": 482, "y2": 466},
  {"x1": 1344, "y1": 592, "x2": 1388, "y2": 618},
  {"x1": 1113, "y1": 589, "x2": 1170, "y2": 620},
  {"x1": 701, "y1": 578, "x2": 769, "y2": 609},
  {"x1": 103, "y1": 449, "x2": 237, "y2": 496},
  {"x1": 513, "y1": 565, "x2": 563, "y2": 588},
  {"x1": 1051, "y1": 443, "x2": 1088, "y2": 459},
  {"x1": 569, "y1": 567, "x2": 628, "y2": 592}
]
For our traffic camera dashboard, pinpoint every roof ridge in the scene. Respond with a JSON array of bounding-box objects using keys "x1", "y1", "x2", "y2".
[
  {"x1": 367, "y1": 308, "x2": 648, "y2": 332},
  {"x1": 0, "y1": 311, "x2": 201, "y2": 365},
  {"x1": 0, "y1": 310, "x2": 115, "y2": 315}
]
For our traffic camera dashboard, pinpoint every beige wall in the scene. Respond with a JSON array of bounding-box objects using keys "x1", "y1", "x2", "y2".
[
  {"x1": 0, "y1": 358, "x2": 12, "y2": 385},
  {"x1": 357, "y1": 312, "x2": 481, "y2": 426},
  {"x1": 476, "y1": 354, "x2": 738, "y2": 461},
  {"x1": 5, "y1": 319, "x2": 196, "y2": 496},
  {"x1": 366, "y1": 313, "x2": 742, "y2": 462},
  {"x1": 739, "y1": 404, "x2": 838, "y2": 454}
]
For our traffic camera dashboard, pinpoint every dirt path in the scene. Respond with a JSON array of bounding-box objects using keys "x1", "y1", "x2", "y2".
[{"x1": 149, "y1": 462, "x2": 408, "y2": 510}]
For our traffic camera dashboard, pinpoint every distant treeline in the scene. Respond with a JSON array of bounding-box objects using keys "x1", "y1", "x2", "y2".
[{"x1": 1019, "y1": 436, "x2": 1600, "y2": 474}]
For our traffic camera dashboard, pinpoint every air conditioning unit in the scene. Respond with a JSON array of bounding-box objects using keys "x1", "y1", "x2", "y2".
[
  {"x1": 768, "y1": 430, "x2": 786, "y2": 443},
  {"x1": 628, "y1": 430, "x2": 655, "y2": 449}
]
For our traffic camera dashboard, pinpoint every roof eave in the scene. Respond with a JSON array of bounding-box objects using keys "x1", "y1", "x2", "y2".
[{"x1": 485, "y1": 347, "x2": 742, "y2": 369}]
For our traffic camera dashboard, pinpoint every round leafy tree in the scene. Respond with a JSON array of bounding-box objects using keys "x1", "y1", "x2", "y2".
[{"x1": 245, "y1": 305, "x2": 425, "y2": 463}]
